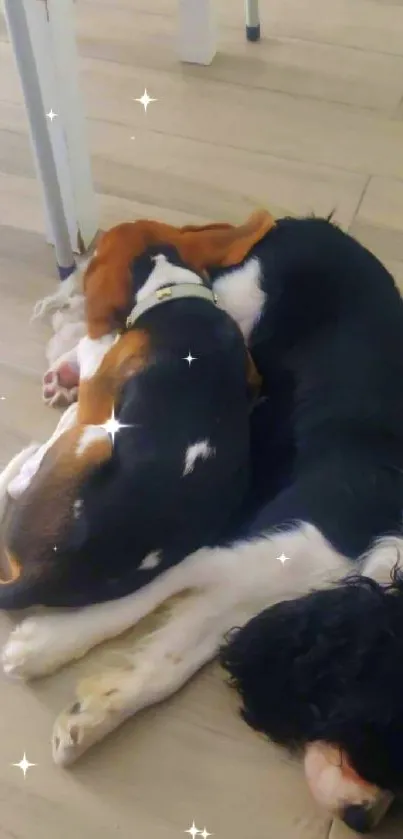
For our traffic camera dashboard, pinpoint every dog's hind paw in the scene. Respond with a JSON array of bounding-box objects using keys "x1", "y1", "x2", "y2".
[
  {"x1": 52, "y1": 670, "x2": 130, "y2": 766},
  {"x1": 2, "y1": 617, "x2": 80, "y2": 679}
]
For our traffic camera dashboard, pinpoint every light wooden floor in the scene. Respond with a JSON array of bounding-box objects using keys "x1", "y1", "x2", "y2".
[{"x1": 0, "y1": 1, "x2": 403, "y2": 837}]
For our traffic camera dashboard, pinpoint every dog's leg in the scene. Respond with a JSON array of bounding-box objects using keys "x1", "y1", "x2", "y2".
[
  {"x1": 43, "y1": 332, "x2": 117, "y2": 410},
  {"x1": 52, "y1": 586, "x2": 239, "y2": 766},
  {"x1": 43, "y1": 344, "x2": 80, "y2": 408},
  {"x1": 31, "y1": 263, "x2": 86, "y2": 321},
  {"x1": 7, "y1": 333, "x2": 118, "y2": 500},
  {"x1": 7, "y1": 403, "x2": 79, "y2": 500},
  {"x1": 361, "y1": 534, "x2": 403, "y2": 583},
  {"x1": 50, "y1": 523, "x2": 349, "y2": 766},
  {"x1": 1, "y1": 547, "x2": 223, "y2": 679},
  {"x1": 2, "y1": 523, "x2": 348, "y2": 680}
]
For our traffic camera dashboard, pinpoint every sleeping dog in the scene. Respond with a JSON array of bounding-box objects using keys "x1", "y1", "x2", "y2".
[
  {"x1": 2, "y1": 215, "x2": 403, "y2": 834},
  {"x1": 0, "y1": 244, "x2": 254, "y2": 607}
]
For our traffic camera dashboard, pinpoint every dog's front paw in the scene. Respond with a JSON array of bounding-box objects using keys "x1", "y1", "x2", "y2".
[
  {"x1": 52, "y1": 670, "x2": 130, "y2": 766},
  {"x1": 43, "y1": 361, "x2": 79, "y2": 408},
  {"x1": 2, "y1": 617, "x2": 76, "y2": 679}
]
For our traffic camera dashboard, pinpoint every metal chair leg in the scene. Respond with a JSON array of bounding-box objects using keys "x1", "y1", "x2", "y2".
[{"x1": 245, "y1": 0, "x2": 261, "y2": 42}]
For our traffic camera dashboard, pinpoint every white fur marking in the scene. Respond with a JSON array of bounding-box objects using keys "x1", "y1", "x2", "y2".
[
  {"x1": 183, "y1": 440, "x2": 215, "y2": 476},
  {"x1": 7, "y1": 404, "x2": 78, "y2": 498},
  {"x1": 77, "y1": 334, "x2": 118, "y2": 381},
  {"x1": 213, "y1": 257, "x2": 265, "y2": 340},
  {"x1": 139, "y1": 551, "x2": 162, "y2": 571},
  {"x1": 0, "y1": 443, "x2": 40, "y2": 520},
  {"x1": 1, "y1": 523, "x2": 349, "y2": 683},
  {"x1": 136, "y1": 254, "x2": 202, "y2": 304},
  {"x1": 5, "y1": 527, "x2": 403, "y2": 764},
  {"x1": 76, "y1": 425, "x2": 109, "y2": 457}
]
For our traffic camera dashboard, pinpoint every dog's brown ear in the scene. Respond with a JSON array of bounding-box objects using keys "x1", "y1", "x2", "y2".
[
  {"x1": 177, "y1": 210, "x2": 275, "y2": 271},
  {"x1": 83, "y1": 212, "x2": 275, "y2": 338},
  {"x1": 83, "y1": 219, "x2": 195, "y2": 338},
  {"x1": 83, "y1": 223, "x2": 153, "y2": 339}
]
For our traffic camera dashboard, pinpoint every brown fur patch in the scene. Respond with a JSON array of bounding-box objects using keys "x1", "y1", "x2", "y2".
[
  {"x1": 77, "y1": 330, "x2": 151, "y2": 424},
  {"x1": 0, "y1": 549, "x2": 21, "y2": 584},
  {"x1": 2, "y1": 330, "x2": 152, "y2": 593},
  {"x1": 84, "y1": 211, "x2": 275, "y2": 338}
]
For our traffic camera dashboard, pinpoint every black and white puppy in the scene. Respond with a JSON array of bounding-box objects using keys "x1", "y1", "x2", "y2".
[
  {"x1": 217, "y1": 216, "x2": 403, "y2": 829},
  {"x1": 3, "y1": 217, "x2": 403, "y2": 827}
]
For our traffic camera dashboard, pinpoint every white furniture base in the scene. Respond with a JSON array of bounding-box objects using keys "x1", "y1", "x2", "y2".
[{"x1": 178, "y1": 0, "x2": 261, "y2": 66}]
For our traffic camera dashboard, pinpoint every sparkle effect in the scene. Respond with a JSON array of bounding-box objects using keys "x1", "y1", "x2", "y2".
[
  {"x1": 185, "y1": 823, "x2": 200, "y2": 839},
  {"x1": 185, "y1": 824, "x2": 212, "y2": 839},
  {"x1": 277, "y1": 553, "x2": 289, "y2": 564},
  {"x1": 134, "y1": 88, "x2": 157, "y2": 112},
  {"x1": 46, "y1": 109, "x2": 58, "y2": 122},
  {"x1": 183, "y1": 352, "x2": 197, "y2": 366},
  {"x1": 101, "y1": 407, "x2": 133, "y2": 445},
  {"x1": 12, "y1": 753, "x2": 37, "y2": 777}
]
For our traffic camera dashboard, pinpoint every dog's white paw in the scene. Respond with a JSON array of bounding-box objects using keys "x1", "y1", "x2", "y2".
[
  {"x1": 2, "y1": 617, "x2": 76, "y2": 679},
  {"x1": 52, "y1": 670, "x2": 130, "y2": 766},
  {"x1": 43, "y1": 365, "x2": 79, "y2": 409}
]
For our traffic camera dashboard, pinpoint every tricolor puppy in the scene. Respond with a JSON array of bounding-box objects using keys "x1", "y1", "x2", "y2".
[
  {"x1": 39, "y1": 211, "x2": 274, "y2": 405},
  {"x1": 0, "y1": 243, "x2": 257, "y2": 608},
  {"x1": 0, "y1": 213, "x2": 273, "y2": 605}
]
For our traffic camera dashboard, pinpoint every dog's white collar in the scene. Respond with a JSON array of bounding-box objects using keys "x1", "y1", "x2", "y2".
[{"x1": 125, "y1": 283, "x2": 218, "y2": 329}]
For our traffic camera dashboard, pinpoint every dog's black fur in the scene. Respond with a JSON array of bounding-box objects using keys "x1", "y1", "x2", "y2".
[
  {"x1": 215, "y1": 217, "x2": 403, "y2": 794},
  {"x1": 227, "y1": 216, "x2": 403, "y2": 555},
  {"x1": 221, "y1": 573, "x2": 403, "y2": 792},
  {"x1": 4, "y1": 245, "x2": 252, "y2": 608}
]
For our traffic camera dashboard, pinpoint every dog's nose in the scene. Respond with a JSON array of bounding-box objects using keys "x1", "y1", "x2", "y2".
[{"x1": 341, "y1": 804, "x2": 373, "y2": 834}]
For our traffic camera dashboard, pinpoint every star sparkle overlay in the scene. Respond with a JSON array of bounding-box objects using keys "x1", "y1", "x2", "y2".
[
  {"x1": 184, "y1": 820, "x2": 214, "y2": 839},
  {"x1": 277, "y1": 553, "x2": 289, "y2": 564},
  {"x1": 12, "y1": 753, "x2": 37, "y2": 777},
  {"x1": 185, "y1": 823, "x2": 199, "y2": 839},
  {"x1": 134, "y1": 88, "x2": 157, "y2": 112},
  {"x1": 100, "y1": 407, "x2": 133, "y2": 446},
  {"x1": 183, "y1": 352, "x2": 197, "y2": 366},
  {"x1": 185, "y1": 823, "x2": 212, "y2": 839},
  {"x1": 46, "y1": 109, "x2": 58, "y2": 122}
]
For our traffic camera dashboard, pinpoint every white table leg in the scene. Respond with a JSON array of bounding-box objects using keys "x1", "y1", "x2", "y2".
[
  {"x1": 245, "y1": 0, "x2": 260, "y2": 42},
  {"x1": 4, "y1": 0, "x2": 75, "y2": 277},
  {"x1": 4, "y1": 0, "x2": 98, "y2": 278},
  {"x1": 178, "y1": 0, "x2": 217, "y2": 66}
]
